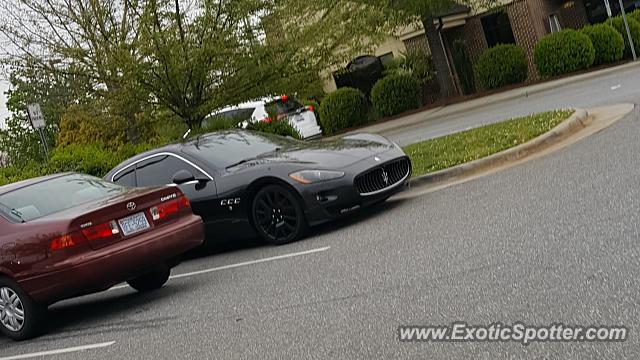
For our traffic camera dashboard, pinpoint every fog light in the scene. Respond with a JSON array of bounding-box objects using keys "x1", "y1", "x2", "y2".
[{"x1": 316, "y1": 192, "x2": 338, "y2": 203}]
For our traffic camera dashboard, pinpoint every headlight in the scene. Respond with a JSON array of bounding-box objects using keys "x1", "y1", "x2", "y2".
[{"x1": 289, "y1": 170, "x2": 345, "y2": 184}]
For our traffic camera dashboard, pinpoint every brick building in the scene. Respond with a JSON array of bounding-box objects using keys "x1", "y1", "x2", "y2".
[{"x1": 324, "y1": 0, "x2": 631, "y2": 94}]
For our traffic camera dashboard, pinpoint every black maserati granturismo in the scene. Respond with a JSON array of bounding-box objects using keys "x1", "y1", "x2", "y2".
[{"x1": 105, "y1": 130, "x2": 412, "y2": 245}]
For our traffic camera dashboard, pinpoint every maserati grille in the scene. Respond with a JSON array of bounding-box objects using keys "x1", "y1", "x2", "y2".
[{"x1": 354, "y1": 158, "x2": 411, "y2": 195}]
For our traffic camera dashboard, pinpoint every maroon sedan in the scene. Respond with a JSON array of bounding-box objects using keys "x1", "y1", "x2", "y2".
[{"x1": 0, "y1": 173, "x2": 204, "y2": 340}]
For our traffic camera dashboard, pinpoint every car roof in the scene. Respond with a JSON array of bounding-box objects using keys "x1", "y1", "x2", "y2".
[
  {"x1": 208, "y1": 96, "x2": 293, "y2": 116},
  {"x1": 0, "y1": 173, "x2": 74, "y2": 196}
]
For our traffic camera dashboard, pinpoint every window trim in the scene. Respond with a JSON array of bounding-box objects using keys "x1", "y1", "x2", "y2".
[
  {"x1": 549, "y1": 14, "x2": 561, "y2": 33},
  {"x1": 110, "y1": 152, "x2": 214, "y2": 184}
]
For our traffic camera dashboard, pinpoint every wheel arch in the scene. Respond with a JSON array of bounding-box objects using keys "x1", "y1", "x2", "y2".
[{"x1": 244, "y1": 176, "x2": 308, "y2": 224}]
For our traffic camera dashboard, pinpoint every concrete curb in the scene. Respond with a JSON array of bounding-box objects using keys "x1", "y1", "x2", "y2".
[{"x1": 409, "y1": 109, "x2": 590, "y2": 188}]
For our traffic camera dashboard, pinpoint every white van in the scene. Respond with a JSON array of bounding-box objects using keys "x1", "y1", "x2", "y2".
[{"x1": 206, "y1": 96, "x2": 322, "y2": 140}]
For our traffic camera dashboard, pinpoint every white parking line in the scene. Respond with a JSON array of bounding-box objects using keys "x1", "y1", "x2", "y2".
[
  {"x1": 0, "y1": 341, "x2": 115, "y2": 360},
  {"x1": 110, "y1": 246, "x2": 331, "y2": 291}
]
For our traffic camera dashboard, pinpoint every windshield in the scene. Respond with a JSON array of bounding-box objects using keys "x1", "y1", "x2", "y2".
[
  {"x1": 0, "y1": 174, "x2": 127, "y2": 222},
  {"x1": 183, "y1": 130, "x2": 299, "y2": 168}
]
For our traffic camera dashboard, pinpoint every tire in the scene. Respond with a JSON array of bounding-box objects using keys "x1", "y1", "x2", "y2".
[
  {"x1": 126, "y1": 267, "x2": 171, "y2": 292},
  {"x1": 251, "y1": 184, "x2": 307, "y2": 245},
  {"x1": 0, "y1": 277, "x2": 47, "y2": 341}
]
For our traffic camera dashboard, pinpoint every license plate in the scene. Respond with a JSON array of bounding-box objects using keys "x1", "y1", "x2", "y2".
[{"x1": 118, "y1": 212, "x2": 150, "y2": 236}]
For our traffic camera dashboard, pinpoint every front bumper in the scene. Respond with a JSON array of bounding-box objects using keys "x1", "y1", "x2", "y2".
[
  {"x1": 21, "y1": 214, "x2": 204, "y2": 305},
  {"x1": 299, "y1": 154, "x2": 411, "y2": 226}
]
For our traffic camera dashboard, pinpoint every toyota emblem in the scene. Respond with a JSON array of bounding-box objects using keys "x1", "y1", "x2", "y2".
[{"x1": 126, "y1": 202, "x2": 137, "y2": 211}]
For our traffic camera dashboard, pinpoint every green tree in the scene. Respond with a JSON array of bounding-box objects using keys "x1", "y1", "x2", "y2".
[
  {"x1": 350, "y1": 0, "x2": 498, "y2": 98},
  {"x1": 0, "y1": 66, "x2": 90, "y2": 166},
  {"x1": 1, "y1": 0, "x2": 400, "y2": 133}
]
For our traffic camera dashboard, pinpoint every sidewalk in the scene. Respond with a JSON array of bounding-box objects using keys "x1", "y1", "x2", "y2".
[{"x1": 340, "y1": 61, "x2": 640, "y2": 138}]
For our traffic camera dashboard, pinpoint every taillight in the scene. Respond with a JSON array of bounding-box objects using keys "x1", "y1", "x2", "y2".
[
  {"x1": 179, "y1": 196, "x2": 191, "y2": 209},
  {"x1": 306, "y1": 105, "x2": 315, "y2": 112},
  {"x1": 82, "y1": 221, "x2": 120, "y2": 241},
  {"x1": 261, "y1": 117, "x2": 273, "y2": 123},
  {"x1": 50, "y1": 234, "x2": 82, "y2": 251},
  {"x1": 151, "y1": 199, "x2": 179, "y2": 221}
]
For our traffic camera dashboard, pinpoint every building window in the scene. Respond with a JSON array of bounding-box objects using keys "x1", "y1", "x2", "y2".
[
  {"x1": 378, "y1": 52, "x2": 395, "y2": 66},
  {"x1": 585, "y1": 0, "x2": 640, "y2": 23},
  {"x1": 481, "y1": 12, "x2": 516, "y2": 47},
  {"x1": 549, "y1": 14, "x2": 562, "y2": 32}
]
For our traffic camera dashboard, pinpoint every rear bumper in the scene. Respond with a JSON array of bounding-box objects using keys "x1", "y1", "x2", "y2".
[{"x1": 20, "y1": 215, "x2": 204, "y2": 305}]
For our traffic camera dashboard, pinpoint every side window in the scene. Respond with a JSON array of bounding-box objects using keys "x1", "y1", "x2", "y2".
[
  {"x1": 112, "y1": 167, "x2": 136, "y2": 187},
  {"x1": 136, "y1": 155, "x2": 206, "y2": 187}
]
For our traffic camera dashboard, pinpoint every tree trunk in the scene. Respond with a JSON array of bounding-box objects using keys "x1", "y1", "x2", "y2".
[{"x1": 421, "y1": 16, "x2": 455, "y2": 98}]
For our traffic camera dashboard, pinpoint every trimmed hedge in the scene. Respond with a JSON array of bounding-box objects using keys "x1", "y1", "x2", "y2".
[
  {"x1": 534, "y1": 29, "x2": 595, "y2": 78},
  {"x1": 0, "y1": 143, "x2": 156, "y2": 186},
  {"x1": 474, "y1": 44, "x2": 528, "y2": 90},
  {"x1": 607, "y1": 16, "x2": 640, "y2": 58},
  {"x1": 246, "y1": 119, "x2": 302, "y2": 139},
  {"x1": 370, "y1": 73, "x2": 421, "y2": 117},
  {"x1": 318, "y1": 87, "x2": 369, "y2": 135},
  {"x1": 580, "y1": 23, "x2": 624, "y2": 66},
  {"x1": 630, "y1": 9, "x2": 640, "y2": 24}
]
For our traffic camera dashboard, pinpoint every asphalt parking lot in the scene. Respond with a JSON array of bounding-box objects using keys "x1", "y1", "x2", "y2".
[{"x1": 2, "y1": 109, "x2": 640, "y2": 359}]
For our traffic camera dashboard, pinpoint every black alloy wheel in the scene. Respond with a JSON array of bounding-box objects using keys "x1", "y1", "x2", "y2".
[{"x1": 251, "y1": 184, "x2": 306, "y2": 245}]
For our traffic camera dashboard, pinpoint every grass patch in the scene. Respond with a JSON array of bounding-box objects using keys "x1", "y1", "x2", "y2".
[{"x1": 404, "y1": 109, "x2": 574, "y2": 178}]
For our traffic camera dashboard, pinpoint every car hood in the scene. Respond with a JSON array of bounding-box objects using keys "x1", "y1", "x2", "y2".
[{"x1": 227, "y1": 134, "x2": 396, "y2": 170}]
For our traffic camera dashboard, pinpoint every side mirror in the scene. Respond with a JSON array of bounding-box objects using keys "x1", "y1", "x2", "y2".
[{"x1": 172, "y1": 170, "x2": 196, "y2": 185}]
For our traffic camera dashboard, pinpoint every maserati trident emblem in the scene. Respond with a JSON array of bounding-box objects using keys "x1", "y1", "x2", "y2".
[
  {"x1": 126, "y1": 202, "x2": 137, "y2": 211},
  {"x1": 381, "y1": 170, "x2": 389, "y2": 185}
]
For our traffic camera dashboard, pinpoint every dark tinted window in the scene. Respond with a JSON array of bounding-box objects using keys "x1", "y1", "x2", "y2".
[
  {"x1": 269, "y1": 98, "x2": 303, "y2": 114},
  {"x1": 0, "y1": 174, "x2": 126, "y2": 222},
  {"x1": 481, "y1": 12, "x2": 515, "y2": 48},
  {"x1": 136, "y1": 155, "x2": 205, "y2": 187},
  {"x1": 585, "y1": 0, "x2": 639, "y2": 23},
  {"x1": 183, "y1": 131, "x2": 299, "y2": 168},
  {"x1": 113, "y1": 167, "x2": 136, "y2": 186}
]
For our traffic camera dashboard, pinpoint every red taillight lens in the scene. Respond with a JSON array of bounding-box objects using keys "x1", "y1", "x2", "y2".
[
  {"x1": 281, "y1": 95, "x2": 288, "y2": 101},
  {"x1": 50, "y1": 234, "x2": 79, "y2": 251},
  {"x1": 81, "y1": 221, "x2": 120, "y2": 241},
  {"x1": 179, "y1": 196, "x2": 191, "y2": 209},
  {"x1": 150, "y1": 199, "x2": 179, "y2": 221},
  {"x1": 306, "y1": 105, "x2": 314, "y2": 112},
  {"x1": 261, "y1": 117, "x2": 273, "y2": 123}
]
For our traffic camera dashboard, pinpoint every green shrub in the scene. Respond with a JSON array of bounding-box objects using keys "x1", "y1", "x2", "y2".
[
  {"x1": 580, "y1": 23, "x2": 624, "y2": 66},
  {"x1": 48, "y1": 143, "x2": 125, "y2": 177},
  {"x1": 0, "y1": 163, "x2": 49, "y2": 187},
  {"x1": 474, "y1": 44, "x2": 528, "y2": 90},
  {"x1": 630, "y1": 9, "x2": 640, "y2": 24},
  {"x1": 534, "y1": 29, "x2": 595, "y2": 77},
  {"x1": 246, "y1": 119, "x2": 302, "y2": 140},
  {"x1": 607, "y1": 16, "x2": 640, "y2": 58},
  {"x1": 318, "y1": 87, "x2": 369, "y2": 135},
  {"x1": 370, "y1": 73, "x2": 421, "y2": 117},
  {"x1": 0, "y1": 142, "x2": 161, "y2": 187},
  {"x1": 383, "y1": 49, "x2": 435, "y2": 85}
]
